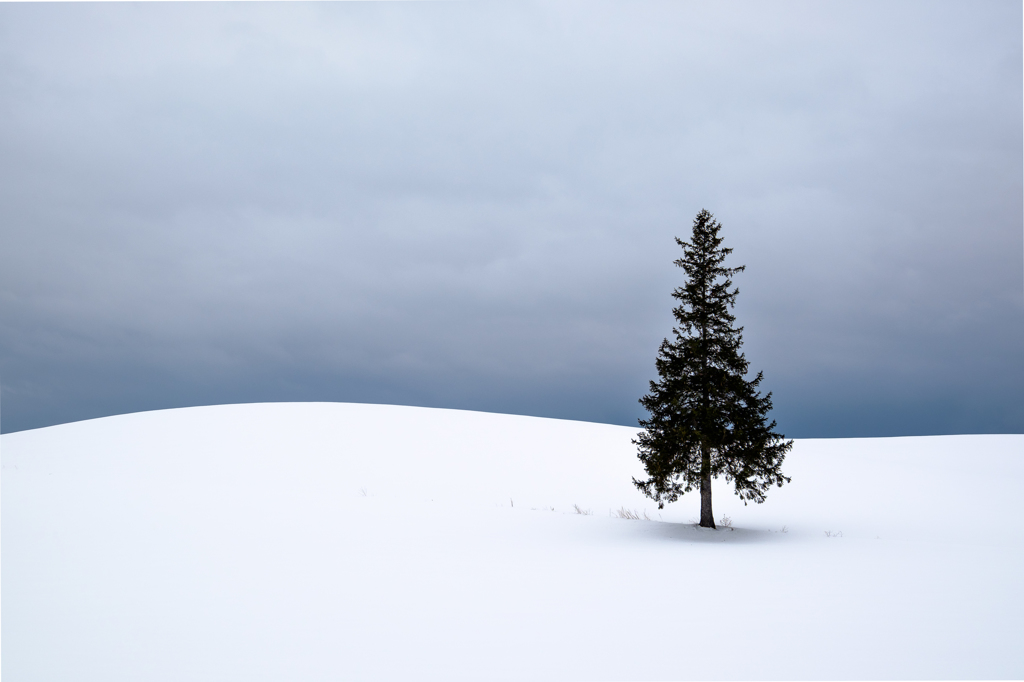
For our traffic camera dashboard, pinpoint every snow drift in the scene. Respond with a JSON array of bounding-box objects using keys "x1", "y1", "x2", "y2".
[{"x1": 2, "y1": 402, "x2": 1022, "y2": 680}]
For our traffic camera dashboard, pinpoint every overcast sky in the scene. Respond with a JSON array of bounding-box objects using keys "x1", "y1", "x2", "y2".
[{"x1": 1, "y1": 0, "x2": 1021, "y2": 436}]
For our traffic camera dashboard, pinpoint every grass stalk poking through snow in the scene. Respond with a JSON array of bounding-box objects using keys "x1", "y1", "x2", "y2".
[{"x1": 614, "y1": 507, "x2": 650, "y2": 520}]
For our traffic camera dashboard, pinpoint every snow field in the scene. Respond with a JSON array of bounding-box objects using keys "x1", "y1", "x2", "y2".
[{"x1": 2, "y1": 402, "x2": 1022, "y2": 680}]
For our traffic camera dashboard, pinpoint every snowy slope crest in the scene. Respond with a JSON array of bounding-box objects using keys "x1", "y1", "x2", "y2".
[{"x1": 3, "y1": 402, "x2": 1022, "y2": 680}]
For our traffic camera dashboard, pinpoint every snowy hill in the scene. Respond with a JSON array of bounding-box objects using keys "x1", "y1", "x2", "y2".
[{"x1": 3, "y1": 402, "x2": 1022, "y2": 680}]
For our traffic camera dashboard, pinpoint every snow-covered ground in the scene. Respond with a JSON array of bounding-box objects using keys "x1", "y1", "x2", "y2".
[{"x1": 2, "y1": 402, "x2": 1021, "y2": 680}]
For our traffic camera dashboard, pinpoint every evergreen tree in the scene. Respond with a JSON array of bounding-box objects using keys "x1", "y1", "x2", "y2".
[{"x1": 634, "y1": 209, "x2": 792, "y2": 528}]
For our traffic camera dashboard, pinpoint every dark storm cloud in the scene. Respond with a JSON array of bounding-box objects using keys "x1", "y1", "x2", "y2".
[{"x1": 1, "y1": 1, "x2": 1021, "y2": 435}]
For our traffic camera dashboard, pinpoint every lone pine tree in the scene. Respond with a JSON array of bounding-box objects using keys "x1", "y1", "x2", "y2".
[{"x1": 634, "y1": 209, "x2": 792, "y2": 528}]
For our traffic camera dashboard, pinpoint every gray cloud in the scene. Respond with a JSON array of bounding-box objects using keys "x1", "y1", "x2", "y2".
[{"x1": 1, "y1": 0, "x2": 1021, "y2": 436}]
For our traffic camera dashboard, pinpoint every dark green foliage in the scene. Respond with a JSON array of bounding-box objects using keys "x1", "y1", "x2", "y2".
[{"x1": 634, "y1": 209, "x2": 792, "y2": 526}]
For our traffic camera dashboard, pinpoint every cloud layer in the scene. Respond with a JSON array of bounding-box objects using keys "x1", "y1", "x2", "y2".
[{"x1": 1, "y1": 1, "x2": 1021, "y2": 435}]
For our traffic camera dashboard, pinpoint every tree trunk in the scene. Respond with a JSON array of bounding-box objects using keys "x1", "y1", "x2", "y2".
[{"x1": 699, "y1": 444, "x2": 715, "y2": 528}]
